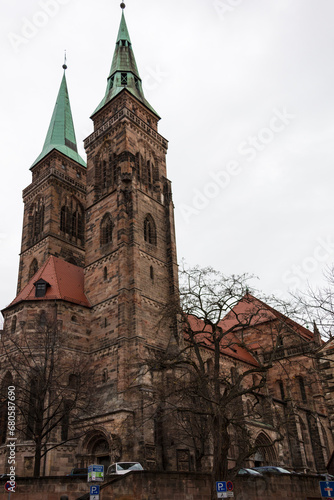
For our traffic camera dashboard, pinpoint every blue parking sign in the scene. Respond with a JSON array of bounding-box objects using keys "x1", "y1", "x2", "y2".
[
  {"x1": 216, "y1": 481, "x2": 227, "y2": 492},
  {"x1": 90, "y1": 485, "x2": 100, "y2": 495}
]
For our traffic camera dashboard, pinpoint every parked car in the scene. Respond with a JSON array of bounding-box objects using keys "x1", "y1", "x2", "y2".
[
  {"x1": 67, "y1": 467, "x2": 88, "y2": 477},
  {"x1": 107, "y1": 462, "x2": 144, "y2": 475},
  {"x1": 238, "y1": 468, "x2": 263, "y2": 476},
  {"x1": 252, "y1": 466, "x2": 291, "y2": 474}
]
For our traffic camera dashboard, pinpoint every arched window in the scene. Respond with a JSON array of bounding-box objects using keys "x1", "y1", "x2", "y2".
[
  {"x1": 277, "y1": 380, "x2": 285, "y2": 400},
  {"x1": 147, "y1": 161, "x2": 153, "y2": 189},
  {"x1": 135, "y1": 153, "x2": 142, "y2": 182},
  {"x1": 28, "y1": 198, "x2": 45, "y2": 243},
  {"x1": 102, "y1": 369, "x2": 108, "y2": 383},
  {"x1": 102, "y1": 160, "x2": 108, "y2": 188},
  {"x1": 144, "y1": 215, "x2": 156, "y2": 245},
  {"x1": 69, "y1": 374, "x2": 79, "y2": 389},
  {"x1": 60, "y1": 197, "x2": 84, "y2": 245},
  {"x1": 11, "y1": 316, "x2": 17, "y2": 334},
  {"x1": 61, "y1": 400, "x2": 71, "y2": 441},
  {"x1": 28, "y1": 259, "x2": 38, "y2": 281},
  {"x1": 100, "y1": 213, "x2": 113, "y2": 246},
  {"x1": 39, "y1": 310, "x2": 47, "y2": 328},
  {"x1": 297, "y1": 376, "x2": 307, "y2": 403}
]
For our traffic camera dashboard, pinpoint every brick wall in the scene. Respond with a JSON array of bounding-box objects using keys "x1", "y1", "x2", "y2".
[{"x1": 1, "y1": 471, "x2": 324, "y2": 500}]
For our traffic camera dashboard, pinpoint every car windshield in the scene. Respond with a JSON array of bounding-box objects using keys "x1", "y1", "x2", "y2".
[{"x1": 116, "y1": 463, "x2": 142, "y2": 471}]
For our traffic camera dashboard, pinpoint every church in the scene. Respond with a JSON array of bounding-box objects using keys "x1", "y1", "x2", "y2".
[{"x1": 0, "y1": 4, "x2": 332, "y2": 478}]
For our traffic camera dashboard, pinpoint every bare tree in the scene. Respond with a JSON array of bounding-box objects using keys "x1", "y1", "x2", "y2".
[
  {"x1": 0, "y1": 309, "x2": 95, "y2": 477},
  {"x1": 145, "y1": 266, "x2": 318, "y2": 500}
]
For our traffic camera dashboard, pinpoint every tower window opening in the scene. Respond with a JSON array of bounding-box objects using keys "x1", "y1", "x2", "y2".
[
  {"x1": 278, "y1": 380, "x2": 285, "y2": 400},
  {"x1": 29, "y1": 259, "x2": 38, "y2": 281},
  {"x1": 28, "y1": 198, "x2": 45, "y2": 243},
  {"x1": 39, "y1": 310, "x2": 47, "y2": 327},
  {"x1": 150, "y1": 266, "x2": 154, "y2": 281},
  {"x1": 101, "y1": 213, "x2": 113, "y2": 246},
  {"x1": 135, "y1": 78, "x2": 139, "y2": 90},
  {"x1": 11, "y1": 316, "x2": 17, "y2": 334},
  {"x1": 121, "y1": 73, "x2": 128, "y2": 86},
  {"x1": 102, "y1": 160, "x2": 108, "y2": 188},
  {"x1": 147, "y1": 161, "x2": 152, "y2": 188},
  {"x1": 60, "y1": 197, "x2": 84, "y2": 245},
  {"x1": 104, "y1": 267, "x2": 108, "y2": 281},
  {"x1": 144, "y1": 215, "x2": 157, "y2": 246},
  {"x1": 109, "y1": 76, "x2": 114, "y2": 89},
  {"x1": 298, "y1": 376, "x2": 307, "y2": 403}
]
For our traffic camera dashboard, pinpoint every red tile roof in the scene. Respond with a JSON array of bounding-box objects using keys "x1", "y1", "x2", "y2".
[
  {"x1": 183, "y1": 293, "x2": 314, "y2": 366},
  {"x1": 185, "y1": 314, "x2": 259, "y2": 366},
  {"x1": 8, "y1": 256, "x2": 90, "y2": 308},
  {"x1": 220, "y1": 293, "x2": 314, "y2": 342}
]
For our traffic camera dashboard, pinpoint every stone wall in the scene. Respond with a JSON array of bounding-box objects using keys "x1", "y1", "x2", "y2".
[{"x1": 0, "y1": 471, "x2": 324, "y2": 500}]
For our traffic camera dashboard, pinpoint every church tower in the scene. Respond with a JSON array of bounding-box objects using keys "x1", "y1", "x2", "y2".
[
  {"x1": 84, "y1": 5, "x2": 179, "y2": 392},
  {"x1": 17, "y1": 66, "x2": 86, "y2": 294}
]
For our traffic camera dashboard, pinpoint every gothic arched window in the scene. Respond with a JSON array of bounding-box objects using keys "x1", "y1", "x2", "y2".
[
  {"x1": 60, "y1": 197, "x2": 84, "y2": 245},
  {"x1": 297, "y1": 376, "x2": 307, "y2": 403},
  {"x1": 28, "y1": 198, "x2": 45, "y2": 243},
  {"x1": 277, "y1": 380, "x2": 285, "y2": 400},
  {"x1": 100, "y1": 213, "x2": 113, "y2": 246},
  {"x1": 29, "y1": 259, "x2": 38, "y2": 281},
  {"x1": 11, "y1": 316, "x2": 17, "y2": 334},
  {"x1": 144, "y1": 215, "x2": 157, "y2": 246},
  {"x1": 147, "y1": 161, "x2": 153, "y2": 189}
]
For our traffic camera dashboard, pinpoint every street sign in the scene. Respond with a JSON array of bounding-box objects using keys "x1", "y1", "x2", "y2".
[
  {"x1": 320, "y1": 481, "x2": 334, "y2": 498},
  {"x1": 88, "y1": 464, "x2": 104, "y2": 482},
  {"x1": 90, "y1": 484, "x2": 100, "y2": 500},
  {"x1": 4, "y1": 481, "x2": 16, "y2": 492},
  {"x1": 227, "y1": 481, "x2": 233, "y2": 491},
  {"x1": 217, "y1": 493, "x2": 234, "y2": 499},
  {"x1": 216, "y1": 481, "x2": 227, "y2": 492}
]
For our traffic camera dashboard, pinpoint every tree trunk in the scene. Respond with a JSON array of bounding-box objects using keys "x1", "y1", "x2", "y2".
[{"x1": 34, "y1": 438, "x2": 42, "y2": 477}]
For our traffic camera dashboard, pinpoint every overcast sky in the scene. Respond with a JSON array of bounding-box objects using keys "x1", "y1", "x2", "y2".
[{"x1": 1, "y1": 0, "x2": 334, "y2": 314}]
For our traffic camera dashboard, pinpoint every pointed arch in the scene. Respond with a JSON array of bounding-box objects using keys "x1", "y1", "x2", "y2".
[
  {"x1": 29, "y1": 258, "x2": 38, "y2": 281},
  {"x1": 10, "y1": 316, "x2": 17, "y2": 334},
  {"x1": 254, "y1": 432, "x2": 277, "y2": 466},
  {"x1": 100, "y1": 213, "x2": 113, "y2": 246},
  {"x1": 60, "y1": 196, "x2": 84, "y2": 245},
  {"x1": 144, "y1": 214, "x2": 157, "y2": 246},
  {"x1": 28, "y1": 197, "x2": 45, "y2": 243}
]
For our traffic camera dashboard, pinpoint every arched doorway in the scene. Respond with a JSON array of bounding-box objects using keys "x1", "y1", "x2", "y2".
[
  {"x1": 91, "y1": 438, "x2": 110, "y2": 469},
  {"x1": 253, "y1": 432, "x2": 277, "y2": 467},
  {"x1": 86, "y1": 434, "x2": 110, "y2": 469}
]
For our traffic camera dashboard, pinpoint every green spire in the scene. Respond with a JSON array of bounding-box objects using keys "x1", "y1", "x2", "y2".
[
  {"x1": 92, "y1": 7, "x2": 159, "y2": 118},
  {"x1": 32, "y1": 69, "x2": 86, "y2": 168}
]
